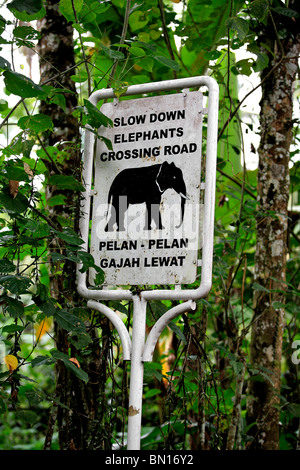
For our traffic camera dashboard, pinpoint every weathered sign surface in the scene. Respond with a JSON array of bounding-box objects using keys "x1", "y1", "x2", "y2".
[{"x1": 90, "y1": 91, "x2": 203, "y2": 285}]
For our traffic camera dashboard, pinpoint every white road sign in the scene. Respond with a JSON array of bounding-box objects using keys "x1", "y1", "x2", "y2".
[{"x1": 90, "y1": 91, "x2": 203, "y2": 285}]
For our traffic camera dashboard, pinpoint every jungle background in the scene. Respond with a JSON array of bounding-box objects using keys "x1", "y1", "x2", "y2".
[{"x1": 0, "y1": 0, "x2": 299, "y2": 451}]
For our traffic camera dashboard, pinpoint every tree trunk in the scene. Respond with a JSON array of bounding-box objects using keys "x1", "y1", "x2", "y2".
[
  {"x1": 37, "y1": 0, "x2": 104, "y2": 450},
  {"x1": 248, "y1": 8, "x2": 300, "y2": 449}
]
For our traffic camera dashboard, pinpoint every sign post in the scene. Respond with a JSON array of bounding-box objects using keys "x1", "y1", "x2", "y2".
[{"x1": 77, "y1": 76, "x2": 219, "y2": 450}]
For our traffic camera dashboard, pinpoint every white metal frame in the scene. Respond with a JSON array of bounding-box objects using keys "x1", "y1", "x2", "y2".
[{"x1": 76, "y1": 76, "x2": 219, "y2": 450}]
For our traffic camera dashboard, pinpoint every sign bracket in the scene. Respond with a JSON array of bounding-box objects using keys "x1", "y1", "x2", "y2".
[{"x1": 77, "y1": 76, "x2": 219, "y2": 450}]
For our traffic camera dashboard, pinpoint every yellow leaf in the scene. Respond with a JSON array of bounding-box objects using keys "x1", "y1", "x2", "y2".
[
  {"x1": 24, "y1": 162, "x2": 34, "y2": 179},
  {"x1": 69, "y1": 358, "x2": 80, "y2": 368},
  {"x1": 35, "y1": 318, "x2": 52, "y2": 342},
  {"x1": 4, "y1": 354, "x2": 18, "y2": 372},
  {"x1": 9, "y1": 180, "x2": 19, "y2": 199}
]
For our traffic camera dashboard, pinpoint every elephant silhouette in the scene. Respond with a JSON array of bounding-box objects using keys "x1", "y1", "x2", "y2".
[{"x1": 104, "y1": 161, "x2": 187, "y2": 232}]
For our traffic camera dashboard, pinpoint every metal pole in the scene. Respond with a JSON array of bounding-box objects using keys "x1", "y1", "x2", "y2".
[{"x1": 127, "y1": 295, "x2": 147, "y2": 450}]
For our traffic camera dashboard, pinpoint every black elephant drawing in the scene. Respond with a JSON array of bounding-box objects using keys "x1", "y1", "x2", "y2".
[{"x1": 104, "y1": 161, "x2": 187, "y2": 232}]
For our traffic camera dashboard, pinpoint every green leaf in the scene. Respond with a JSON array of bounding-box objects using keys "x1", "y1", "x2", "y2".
[
  {"x1": 50, "y1": 350, "x2": 88, "y2": 383},
  {"x1": 135, "y1": 40, "x2": 156, "y2": 52},
  {"x1": 131, "y1": 74, "x2": 150, "y2": 85},
  {"x1": 72, "y1": 23, "x2": 85, "y2": 34},
  {"x1": 25, "y1": 389, "x2": 44, "y2": 406},
  {"x1": 287, "y1": 403, "x2": 300, "y2": 418},
  {"x1": 130, "y1": 46, "x2": 145, "y2": 57},
  {"x1": 230, "y1": 358, "x2": 245, "y2": 375},
  {"x1": 252, "y1": 282, "x2": 270, "y2": 292},
  {"x1": 3, "y1": 71, "x2": 46, "y2": 99},
  {"x1": 54, "y1": 228, "x2": 84, "y2": 246},
  {"x1": 76, "y1": 250, "x2": 95, "y2": 271},
  {"x1": 113, "y1": 82, "x2": 128, "y2": 98},
  {"x1": 108, "y1": 301, "x2": 128, "y2": 315},
  {"x1": 5, "y1": 133, "x2": 34, "y2": 157},
  {"x1": 53, "y1": 309, "x2": 85, "y2": 332},
  {"x1": 71, "y1": 71, "x2": 89, "y2": 83},
  {"x1": 48, "y1": 174, "x2": 85, "y2": 192},
  {"x1": 49, "y1": 93, "x2": 66, "y2": 111},
  {"x1": 0, "y1": 14, "x2": 6, "y2": 35},
  {"x1": 4, "y1": 297, "x2": 24, "y2": 317},
  {"x1": 99, "y1": 42, "x2": 124, "y2": 60},
  {"x1": 0, "y1": 259, "x2": 16, "y2": 274},
  {"x1": 23, "y1": 140, "x2": 35, "y2": 158},
  {"x1": 169, "y1": 321, "x2": 186, "y2": 344},
  {"x1": 8, "y1": 0, "x2": 43, "y2": 15},
  {"x1": 153, "y1": 55, "x2": 180, "y2": 71},
  {"x1": 84, "y1": 99, "x2": 113, "y2": 128},
  {"x1": 272, "y1": 301, "x2": 285, "y2": 309},
  {"x1": 226, "y1": 17, "x2": 249, "y2": 41},
  {"x1": 94, "y1": 268, "x2": 105, "y2": 286},
  {"x1": 144, "y1": 389, "x2": 161, "y2": 399},
  {"x1": 0, "y1": 191, "x2": 29, "y2": 214},
  {"x1": 40, "y1": 301, "x2": 57, "y2": 316},
  {"x1": 144, "y1": 362, "x2": 162, "y2": 381},
  {"x1": 2, "y1": 324, "x2": 24, "y2": 333},
  {"x1": 24, "y1": 219, "x2": 50, "y2": 237},
  {"x1": 0, "y1": 56, "x2": 11, "y2": 70},
  {"x1": 80, "y1": 0, "x2": 110, "y2": 18},
  {"x1": 31, "y1": 355, "x2": 55, "y2": 367},
  {"x1": 47, "y1": 194, "x2": 67, "y2": 207},
  {"x1": 8, "y1": 5, "x2": 45, "y2": 21},
  {"x1": 233, "y1": 58, "x2": 253, "y2": 76},
  {"x1": 273, "y1": 7, "x2": 298, "y2": 18},
  {"x1": 0, "y1": 99, "x2": 8, "y2": 112},
  {"x1": 253, "y1": 52, "x2": 269, "y2": 72},
  {"x1": 18, "y1": 114, "x2": 54, "y2": 133},
  {"x1": 137, "y1": 32, "x2": 150, "y2": 43},
  {"x1": 32, "y1": 282, "x2": 48, "y2": 306},
  {"x1": 248, "y1": 0, "x2": 269, "y2": 21},
  {"x1": 16, "y1": 410, "x2": 38, "y2": 426},
  {"x1": 5, "y1": 161, "x2": 29, "y2": 182},
  {"x1": 69, "y1": 331, "x2": 92, "y2": 349},
  {"x1": 50, "y1": 252, "x2": 66, "y2": 264},
  {"x1": 59, "y1": 0, "x2": 83, "y2": 22},
  {"x1": 204, "y1": 50, "x2": 222, "y2": 61},
  {"x1": 13, "y1": 25, "x2": 40, "y2": 39},
  {"x1": 129, "y1": 10, "x2": 149, "y2": 31},
  {"x1": 0, "y1": 275, "x2": 32, "y2": 295},
  {"x1": 150, "y1": 30, "x2": 161, "y2": 41},
  {"x1": 138, "y1": 56, "x2": 154, "y2": 72},
  {"x1": 0, "y1": 397, "x2": 7, "y2": 414},
  {"x1": 64, "y1": 250, "x2": 80, "y2": 263},
  {"x1": 98, "y1": 135, "x2": 113, "y2": 151},
  {"x1": 13, "y1": 24, "x2": 40, "y2": 46}
]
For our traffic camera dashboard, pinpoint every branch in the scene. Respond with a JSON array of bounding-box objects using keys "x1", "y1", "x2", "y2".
[
  {"x1": 108, "y1": 0, "x2": 131, "y2": 85},
  {"x1": 158, "y1": 0, "x2": 178, "y2": 79},
  {"x1": 217, "y1": 167, "x2": 256, "y2": 199},
  {"x1": 71, "y1": 0, "x2": 92, "y2": 96},
  {"x1": 22, "y1": 101, "x2": 62, "y2": 175},
  {"x1": 0, "y1": 98, "x2": 24, "y2": 132},
  {"x1": 218, "y1": 56, "x2": 286, "y2": 140},
  {"x1": 226, "y1": 361, "x2": 246, "y2": 450}
]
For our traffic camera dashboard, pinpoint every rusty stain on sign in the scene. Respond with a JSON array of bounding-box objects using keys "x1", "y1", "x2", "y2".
[{"x1": 128, "y1": 406, "x2": 140, "y2": 416}]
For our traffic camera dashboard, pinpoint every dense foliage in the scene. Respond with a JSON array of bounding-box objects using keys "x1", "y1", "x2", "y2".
[{"x1": 0, "y1": 0, "x2": 299, "y2": 450}]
